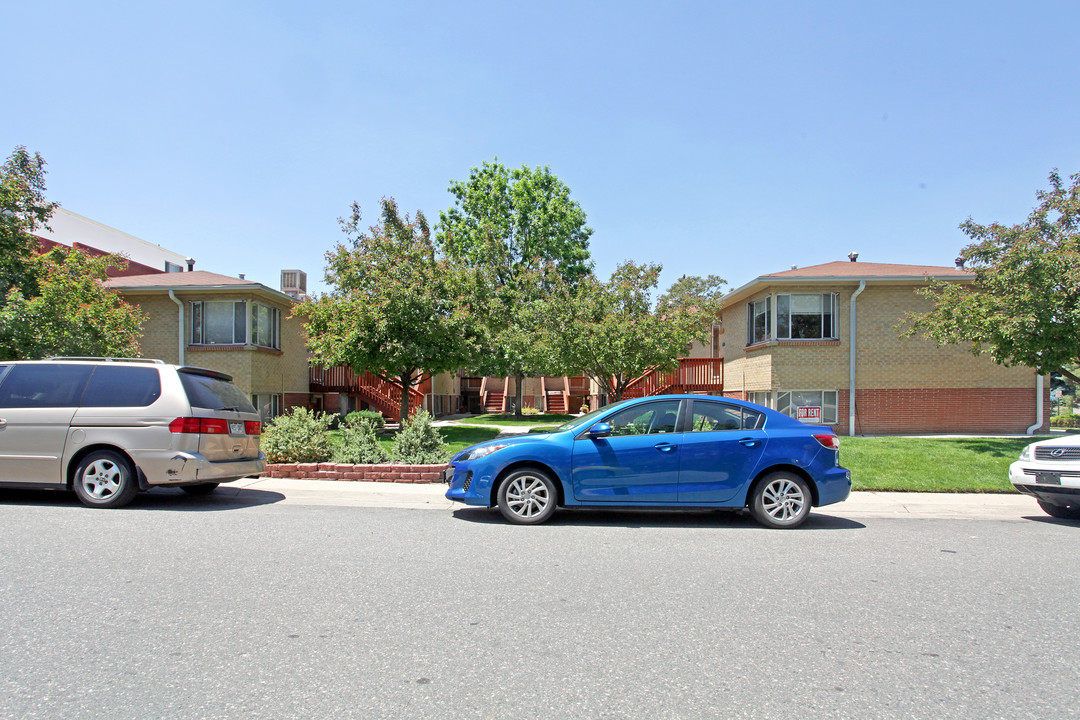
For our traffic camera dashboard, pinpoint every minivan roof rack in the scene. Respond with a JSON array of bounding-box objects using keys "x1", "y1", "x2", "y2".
[{"x1": 44, "y1": 357, "x2": 166, "y2": 364}]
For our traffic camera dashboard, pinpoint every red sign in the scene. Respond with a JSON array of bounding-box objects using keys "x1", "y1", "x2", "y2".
[{"x1": 797, "y1": 406, "x2": 822, "y2": 422}]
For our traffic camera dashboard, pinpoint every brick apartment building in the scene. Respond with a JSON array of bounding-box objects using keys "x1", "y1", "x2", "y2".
[{"x1": 702, "y1": 259, "x2": 1047, "y2": 435}]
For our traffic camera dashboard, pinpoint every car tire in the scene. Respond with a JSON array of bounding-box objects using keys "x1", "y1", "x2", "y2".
[
  {"x1": 1037, "y1": 499, "x2": 1080, "y2": 520},
  {"x1": 72, "y1": 450, "x2": 139, "y2": 509},
  {"x1": 180, "y1": 483, "x2": 220, "y2": 496},
  {"x1": 749, "y1": 471, "x2": 812, "y2": 529},
  {"x1": 497, "y1": 468, "x2": 558, "y2": 525}
]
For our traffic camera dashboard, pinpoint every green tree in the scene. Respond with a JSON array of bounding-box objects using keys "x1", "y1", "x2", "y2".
[
  {"x1": 437, "y1": 159, "x2": 593, "y2": 416},
  {"x1": 541, "y1": 261, "x2": 718, "y2": 402},
  {"x1": 300, "y1": 198, "x2": 478, "y2": 423},
  {"x1": 0, "y1": 145, "x2": 58, "y2": 298},
  {"x1": 907, "y1": 170, "x2": 1080, "y2": 383},
  {"x1": 0, "y1": 247, "x2": 146, "y2": 360}
]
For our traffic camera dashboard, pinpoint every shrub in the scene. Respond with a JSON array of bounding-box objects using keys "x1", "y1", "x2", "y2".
[
  {"x1": 1051, "y1": 414, "x2": 1080, "y2": 428},
  {"x1": 262, "y1": 407, "x2": 334, "y2": 464},
  {"x1": 346, "y1": 410, "x2": 386, "y2": 429},
  {"x1": 521, "y1": 405, "x2": 540, "y2": 415},
  {"x1": 391, "y1": 410, "x2": 449, "y2": 464},
  {"x1": 334, "y1": 416, "x2": 390, "y2": 464}
]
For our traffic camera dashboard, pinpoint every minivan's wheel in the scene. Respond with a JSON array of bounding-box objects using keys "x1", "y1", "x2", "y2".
[
  {"x1": 181, "y1": 483, "x2": 220, "y2": 496},
  {"x1": 1037, "y1": 499, "x2": 1080, "y2": 520},
  {"x1": 72, "y1": 451, "x2": 139, "y2": 509},
  {"x1": 749, "y1": 472, "x2": 812, "y2": 529},
  {"x1": 497, "y1": 469, "x2": 558, "y2": 525}
]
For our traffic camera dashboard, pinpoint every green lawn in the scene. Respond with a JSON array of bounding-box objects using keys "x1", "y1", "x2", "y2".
[
  {"x1": 453, "y1": 413, "x2": 574, "y2": 427},
  {"x1": 842, "y1": 436, "x2": 1049, "y2": 492}
]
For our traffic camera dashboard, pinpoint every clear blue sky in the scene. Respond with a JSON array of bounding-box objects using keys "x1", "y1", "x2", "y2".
[{"x1": 4, "y1": 1, "x2": 1079, "y2": 296}]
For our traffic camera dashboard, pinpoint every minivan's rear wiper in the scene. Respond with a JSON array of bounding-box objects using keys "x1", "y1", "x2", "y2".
[{"x1": 220, "y1": 406, "x2": 241, "y2": 412}]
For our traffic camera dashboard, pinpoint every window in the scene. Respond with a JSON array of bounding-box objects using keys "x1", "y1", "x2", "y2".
[
  {"x1": 192, "y1": 301, "x2": 246, "y2": 345},
  {"x1": 81, "y1": 366, "x2": 162, "y2": 407},
  {"x1": 776, "y1": 390, "x2": 838, "y2": 424},
  {"x1": 748, "y1": 391, "x2": 771, "y2": 409},
  {"x1": 191, "y1": 300, "x2": 280, "y2": 349},
  {"x1": 746, "y1": 297, "x2": 771, "y2": 345},
  {"x1": 178, "y1": 370, "x2": 257, "y2": 412},
  {"x1": 250, "y1": 303, "x2": 280, "y2": 349},
  {"x1": 606, "y1": 400, "x2": 682, "y2": 436},
  {"x1": 251, "y1": 393, "x2": 282, "y2": 421},
  {"x1": 165, "y1": 261, "x2": 184, "y2": 273},
  {"x1": 0, "y1": 364, "x2": 94, "y2": 408},
  {"x1": 688, "y1": 401, "x2": 764, "y2": 432},
  {"x1": 776, "y1": 293, "x2": 837, "y2": 340}
]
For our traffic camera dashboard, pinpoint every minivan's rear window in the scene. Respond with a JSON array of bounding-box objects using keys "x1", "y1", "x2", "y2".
[
  {"x1": 0, "y1": 364, "x2": 94, "y2": 408},
  {"x1": 82, "y1": 366, "x2": 162, "y2": 407},
  {"x1": 179, "y1": 370, "x2": 257, "y2": 413}
]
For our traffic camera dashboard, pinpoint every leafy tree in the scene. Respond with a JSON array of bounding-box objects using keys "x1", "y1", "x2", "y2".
[
  {"x1": 437, "y1": 160, "x2": 593, "y2": 416},
  {"x1": 0, "y1": 248, "x2": 146, "y2": 360},
  {"x1": 657, "y1": 274, "x2": 727, "y2": 312},
  {"x1": 540, "y1": 261, "x2": 719, "y2": 402},
  {"x1": 907, "y1": 170, "x2": 1080, "y2": 383},
  {"x1": 300, "y1": 198, "x2": 478, "y2": 423},
  {"x1": 1, "y1": 145, "x2": 58, "y2": 299}
]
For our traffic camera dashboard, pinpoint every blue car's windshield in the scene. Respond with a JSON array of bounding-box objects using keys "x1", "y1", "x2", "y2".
[{"x1": 555, "y1": 399, "x2": 635, "y2": 433}]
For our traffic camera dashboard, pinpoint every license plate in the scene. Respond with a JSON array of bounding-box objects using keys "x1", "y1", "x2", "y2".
[
  {"x1": 1035, "y1": 471, "x2": 1061, "y2": 485},
  {"x1": 229, "y1": 421, "x2": 245, "y2": 435}
]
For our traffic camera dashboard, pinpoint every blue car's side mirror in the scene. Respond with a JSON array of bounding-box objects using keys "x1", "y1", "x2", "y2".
[{"x1": 588, "y1": 422, "x2": 612, "y2": 438}]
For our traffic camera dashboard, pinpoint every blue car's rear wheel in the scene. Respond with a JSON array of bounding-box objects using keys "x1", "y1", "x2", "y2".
[
  {"x1": 749, "y1": 472, "x2": 811, "y2": 528},
  {"x1": 497, "y1": 469, "x2": 557, "y2": 525}
]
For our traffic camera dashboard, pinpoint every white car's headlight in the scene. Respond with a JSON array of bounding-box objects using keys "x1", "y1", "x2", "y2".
[
  {"x1": 1019, "y1": 443, "x2": 1034, "y2": 461},
  {"x1": 461, "y1": 444, "x2": 507, "y2": 462}
]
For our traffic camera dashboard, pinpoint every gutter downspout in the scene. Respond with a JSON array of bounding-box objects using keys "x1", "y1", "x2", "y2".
[
  {"x1": 848, "y1": 281, "x2": 866, "y2": 436},
  {"x1": 1026, "y1": 375, "x2": 1044, "y2": 435},
  {"x1": 168, "y1": 291, "x2": 184, "y2": 366}
]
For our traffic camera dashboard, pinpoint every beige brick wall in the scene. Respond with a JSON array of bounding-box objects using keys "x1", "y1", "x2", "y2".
[
  {"x1": 119, "y1": 289, "x2": 308, "y2": 400},
  {"x1": 718, "y1": 281, "x2": 1037, "y2": 394}
]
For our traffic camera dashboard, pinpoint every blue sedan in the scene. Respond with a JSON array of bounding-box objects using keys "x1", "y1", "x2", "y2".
[{"x1": 445, "y1": 394, "x2": 851, "y2": 528}]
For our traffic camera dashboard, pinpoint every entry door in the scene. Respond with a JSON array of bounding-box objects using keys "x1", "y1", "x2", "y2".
[
  {"x1": 0, "y1": 364, "x2": 92, "y2": 485},
  {"x1": 677, "y1": 400, "x2": 767, "y2": 503},
  {"x1": 571, "y1": 399, "x2": 683, "y2": 503}
]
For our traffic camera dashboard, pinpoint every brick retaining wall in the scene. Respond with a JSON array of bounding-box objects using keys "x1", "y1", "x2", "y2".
[{"x1": 263, "y1": 462, "x2": 449, "y2": 483}]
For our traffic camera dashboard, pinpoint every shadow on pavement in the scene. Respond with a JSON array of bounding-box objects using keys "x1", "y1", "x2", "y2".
[
  {"x1": 0, "y1": 485, "x2": 285, "y2": 512},
  {"x1": 452, "y1": 506, "x2": 864, "y2": 530},
  {"x1": 1021, "y1": 514, "x2": 1080, "y2": 527}
]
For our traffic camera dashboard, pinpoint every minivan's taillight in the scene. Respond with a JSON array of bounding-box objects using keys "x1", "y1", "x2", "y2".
[
  {"x1": 245, "y1": 421, "x2": 261, "y2": 435},
  {"x1": 813, "y1": 433, "x2": 840, "y2": 450},
  {"x1": 169, "y1": 417, "x2": 229, "y2": 434}
]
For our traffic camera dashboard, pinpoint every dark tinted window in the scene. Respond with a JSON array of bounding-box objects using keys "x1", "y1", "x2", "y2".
[
  {"x1": 81, "y1": 366, "x2": 162, "y2": 407},
  {"x1": 689, "y1": 401, "x2": 765, "y2": 432},
  {"x1": 179, "y1": 370, "x2": 257, "y2": 412},
  {"x1": 606, "y1": 400, "x2": 682, "y2": 436},
  {"x1": 0, "y1": 364, "x2": 94, "y2": 408}
]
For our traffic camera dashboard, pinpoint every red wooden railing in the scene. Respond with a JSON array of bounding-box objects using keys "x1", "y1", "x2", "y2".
[
  {"x1": 309, "y1": 366, "x2": 426, "y2": 418},
  {"x1": 621, "y1": 358, "x2": 724, "y2": 399}
]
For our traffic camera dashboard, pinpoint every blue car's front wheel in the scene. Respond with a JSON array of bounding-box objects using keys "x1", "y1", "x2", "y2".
[{"x1": 497, "y1": 469, "x2": 558, "y2": 525}]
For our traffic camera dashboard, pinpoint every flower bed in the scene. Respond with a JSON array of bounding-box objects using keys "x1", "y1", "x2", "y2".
[{"x1": 263, "y1": 462, "x2": 449, "y2": 483}]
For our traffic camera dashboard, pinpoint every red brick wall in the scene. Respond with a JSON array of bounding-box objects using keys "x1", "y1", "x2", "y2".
[{"x1": 840, "y1": 387, "x2": 1048, "y2": 435}]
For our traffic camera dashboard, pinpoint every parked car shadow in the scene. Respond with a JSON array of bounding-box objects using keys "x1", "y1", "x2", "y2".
[
  {"x1": 1021, "y1": 515, "x2": 1080, "y2": 527},
  {"x1": 0, "y1": 485, "x2": 284, "y2": 512},
  {"x1": 452, "y1": 506, "x2": 864, "y2": 530}
]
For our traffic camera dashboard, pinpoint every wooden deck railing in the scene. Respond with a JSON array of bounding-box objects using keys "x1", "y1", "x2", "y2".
[
  {"x1": 621, "y1": 358, "x2": 724, "y2": 398},
  {"x1": 309, "y1": 366, "x2": 426, "y2": 418}
]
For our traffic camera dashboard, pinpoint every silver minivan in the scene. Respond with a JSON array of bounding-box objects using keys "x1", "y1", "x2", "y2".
[{"x1": 0, "y1": 358, "x2": 266, "y2": 508}]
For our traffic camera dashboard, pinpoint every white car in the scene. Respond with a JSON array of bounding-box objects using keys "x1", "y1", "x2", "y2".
[{"x1": 1009, "y1": 434, "x2": 1080, "y2": 519}]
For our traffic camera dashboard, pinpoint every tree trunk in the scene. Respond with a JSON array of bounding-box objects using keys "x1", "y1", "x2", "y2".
[
  {"x1": 398, "y1": 371, "x2": 414, "y2": 425},
  {"x1": 514, "y1": 372, "x2": 525, "y2": 419}
]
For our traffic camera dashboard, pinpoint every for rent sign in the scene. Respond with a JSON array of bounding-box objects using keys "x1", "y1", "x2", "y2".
[{"x1": 797, "y1": 406, "x2": 822, "y2": 423}]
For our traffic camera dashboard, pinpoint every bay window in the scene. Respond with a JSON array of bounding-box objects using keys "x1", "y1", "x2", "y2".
[{"x1": 191, "y1": 300, "x2": 281, "y2": 349}]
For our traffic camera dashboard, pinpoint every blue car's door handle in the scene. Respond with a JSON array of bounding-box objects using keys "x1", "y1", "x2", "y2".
[
  {"x1": 654, "y1": 443, "x2": 677, "y2": 453},
  {"x1": 738, "y1": 437, "x2": 759, "y2": 447}
]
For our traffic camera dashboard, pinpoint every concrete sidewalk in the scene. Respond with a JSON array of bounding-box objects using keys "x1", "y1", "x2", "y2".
[{"x1": 228, "y1": 477, "x2": 1040, "y2": 519}]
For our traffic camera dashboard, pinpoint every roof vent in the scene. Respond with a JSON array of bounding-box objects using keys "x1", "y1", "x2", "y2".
[
  {"x1": 847, "y1": 251, "x2": 859, "y2": 262},
  {"x1": 239, "y1": 273, "x2": 245, "y2": 280},
  {"x1": 185, "y1": 257, "x2": 195, "y2": 272},
  {"x1": 791, "y1": 265, "x2": 798, "y2": 270},
  {"x1": 955, "y1": 256, "x2": 965, "y2": 269}
]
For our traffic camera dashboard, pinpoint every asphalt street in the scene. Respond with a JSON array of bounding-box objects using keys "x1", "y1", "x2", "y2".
[{"x1": 0, "y1": 485, "x2": 1076, "y2": 720}]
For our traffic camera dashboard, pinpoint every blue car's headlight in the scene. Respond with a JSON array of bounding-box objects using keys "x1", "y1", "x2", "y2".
[{"x1": 460, "y1": 444, "x2": 508, "y2": 462}]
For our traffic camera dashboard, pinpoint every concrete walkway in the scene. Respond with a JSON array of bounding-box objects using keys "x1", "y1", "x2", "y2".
[{"x1": 226, "y1": 477, "x2": 1042, "y2": 520}]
